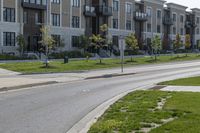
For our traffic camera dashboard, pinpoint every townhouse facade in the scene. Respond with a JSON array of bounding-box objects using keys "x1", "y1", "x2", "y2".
[{"x1": 0, "y1": 0, "x2": 200, "y2": 55}]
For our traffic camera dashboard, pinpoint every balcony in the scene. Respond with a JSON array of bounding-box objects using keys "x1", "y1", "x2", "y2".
[
  {"x1": 22, "y1": 1, "x2": 47, "y2": 10},
  {"x1": 134, "y1": 12, "x2": 148, "y2": 21},
  {"x1": 163, "y1": 17, "x2": 173, "y2": 25},
  {"x1": 97, "y1": 6, "x2": 112, "y2": 16},
  {"x1": 185, "y1": 21, "x2": 197, "y2": 28},
  {"x1": 84, "y1": 5, "x2": 96, "y2": 17}
]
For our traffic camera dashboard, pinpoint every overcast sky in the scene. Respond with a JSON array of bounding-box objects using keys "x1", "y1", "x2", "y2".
[{"x1": 166, "y1": 0, "x2": 200, "y2": 10}]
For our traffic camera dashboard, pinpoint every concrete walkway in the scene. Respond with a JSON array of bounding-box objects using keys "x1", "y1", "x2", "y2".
[{"x1": 161, "y1": 86, "x2": 200, "y2": 92}]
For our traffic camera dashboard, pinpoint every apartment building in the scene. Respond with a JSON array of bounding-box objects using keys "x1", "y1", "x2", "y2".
[{"x1": 0, "y1": 0, "x2": 200, "y2": 55}]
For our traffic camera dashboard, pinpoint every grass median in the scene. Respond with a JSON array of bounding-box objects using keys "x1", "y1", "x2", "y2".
[
  {"x1": 0, "y1": 53, "x2": 200, "y2": 74},
  {"x1": 89, "y1": 90, "x2": 200, "y2": 133},
  {"x1": 159, "y1": 76, "x2": 200, "y2": 86}
]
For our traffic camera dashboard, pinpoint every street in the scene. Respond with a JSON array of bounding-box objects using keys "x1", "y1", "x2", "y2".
[{"x1": 1, "y1": 61, "x2": 200, "y2": 133}]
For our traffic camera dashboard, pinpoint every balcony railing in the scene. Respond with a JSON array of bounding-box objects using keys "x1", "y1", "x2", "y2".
[
  {"x1": 185, "y1": 21, "x2": 197, "y2": 28},
  {"x1": 84, "y1": 5, "x2": 96, "y2": 17},
  {"x1": 134, "y1": 12, "x2": 148, "y2": 21},
  {"x1": 163, "y1": 17, "x2": 173, "y2": 25},
  {"x1": 97, "y1": 6, "x2": 112, "y2": 16},
  {"x1": 22, "y1": 0, "x2": 47, "y2": 10}
]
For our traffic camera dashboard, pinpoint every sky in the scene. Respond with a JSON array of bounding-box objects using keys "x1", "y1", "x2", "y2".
[{"x1": 166, "y1": 0, "x2": 200, "y2": 10}]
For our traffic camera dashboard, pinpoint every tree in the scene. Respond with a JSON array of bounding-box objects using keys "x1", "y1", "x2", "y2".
[
  {"x1": 100, "y1": 24, "x2": 108, "y2": 36},
  {"x1": 79, "y1": 35, "x2": 90, "y2": 53},
  {"x1": 40, "y1": 25, "x2": 55, "y2": 67},
  {"x1": 125, "y1": 33, "x2": 139, "y2": 62},
  {"x1": 151, "y1": 35, "x2": 162, "y2": 61},
  {"x1": 16, "y1": 34, "x2": 26, "y2": 57},
  {"x1": 174, "y1": 34, "x2": 182, "y2": 53},
  {"x1": 185, "y1": 34, "x2": 191, "y2": 56},
  {"x1": 89, "y1": 34, "x2": 106, "y2": 64}
]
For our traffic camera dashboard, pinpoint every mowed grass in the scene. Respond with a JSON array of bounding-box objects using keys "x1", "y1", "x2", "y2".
[
  {"x1": 159, "y1": 76, "x2": 200, "y2": 86},
  {"x1": 89, "y1": 91, "x2": 200, "y2": 133},
  {"x1": 0, "y1": 53, "x2": 200, "y2": 74}
]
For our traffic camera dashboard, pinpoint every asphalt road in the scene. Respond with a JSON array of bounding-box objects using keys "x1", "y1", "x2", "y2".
[{"x1": 1, "y1": 61, "x2": 200, "y2": 133}]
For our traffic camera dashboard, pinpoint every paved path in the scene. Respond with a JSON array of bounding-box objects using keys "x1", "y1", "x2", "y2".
[
  {"x1": 0, "y1": 60, "x2": 200, "y2": 133},
  {"x1": 161, "y1": 86, "x2": 200, "y2": 92}
]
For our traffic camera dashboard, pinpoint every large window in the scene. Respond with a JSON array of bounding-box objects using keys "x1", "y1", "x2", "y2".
[
  {"x1": 180, "y1": 15, "x2": 184, "y2": 23},
  {"x1": 126, "y1": 20, "x2": 131, "y2": 30},
  {"x1": 173, "y1": 27, "x2": 176, "y2": 35},
  {"x1": 157, "y1": 10, "x2": 161, "y2": 19},
  {"x1": 51, "y1": 13, "x2": 60, "y2": 26},
  {"x1": 147, "y1": 7, "x2": 151, "y2": 17},
  {"x1": 72, "y1": 36, "x2": 80, "y2": 47},
  {"x1": 113, "y1": 19, "x2": 118, "y2": 29},
  {"x1": 72, "y1": 16, "x2": 80, "y2": 28},
  {"x1": 3, "y1": 32, "x2": 16, "y2": 46},
  {"x1": 3, "y1": 8, "x2": 15, "y2": 22},
  {"x1": 113, "y1": 0, "x2": 119, "y2": 11},
  {"x1": 147, "y1": 23, "x2": 151, "y2": 32},
  {"x1": 173, "y1": 13, "x2": 176, "y2": 22},
  {"x1": 24, "y1": 0, "x2": 46, "y2": 5},
  {"x1": 52, "y1": 34, "x2": 61, "y2": 46},
  {"x1": 157, "y1": 25, "x2": 161, "y2": 33},
  {"x1": 126, "y1": 3, "x2": 131, "y2": 14},
  {"x1": 180, "y1": 28, "x2": 184, "y2": 35},
  {"x1": 72, "y1": 0, "x2": 80, "y2": 7},
  {"x1": 23, "y1": 11, "x2": 28, "y2": 24}
]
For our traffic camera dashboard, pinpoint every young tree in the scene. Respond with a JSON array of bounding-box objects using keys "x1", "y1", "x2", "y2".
[
  {"x1": 40, "y1": 25, "x2": 55, "y2": 67},
  {"x1": 16, "y1": 34, "x2": 26, "y2": 57},
  {"x1": 151, "y1": 35, "x2": 162, "y2": 61},
  {"x1": 89, "y1": 34, "x2": 106, "y2": 64},
  {"x1": 185, "y1": 34, "x2": 191, "y2": 56},
  {"x1": 79, "y1": 35, "x2": 90, "y2": 53},
  {"x1": 125, "y1": 33, "x2": 139, "y2": 62},
  {"x1": 173, "y1": 34, "x2": 182, "y2": 53}
]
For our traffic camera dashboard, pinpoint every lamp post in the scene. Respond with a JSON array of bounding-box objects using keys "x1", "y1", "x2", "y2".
[{"x1": 119, "y1": 35, "x2": 126, "y2": 73}]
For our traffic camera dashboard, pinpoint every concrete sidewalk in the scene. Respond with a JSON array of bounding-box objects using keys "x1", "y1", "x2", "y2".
[{"x1": 161, "y1": 86, "x2": 200, "y2": 92}]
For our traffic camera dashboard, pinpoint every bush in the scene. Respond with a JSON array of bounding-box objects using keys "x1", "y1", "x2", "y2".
[
  {"x1": 50, "y1": 51, "x2": 93, "y2": 59},
  {"x1": 0, "y1": 54, "x2": 36, "y2": 60}
]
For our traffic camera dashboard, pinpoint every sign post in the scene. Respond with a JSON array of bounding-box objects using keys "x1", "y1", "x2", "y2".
[{"x1": 119, "y1": 36, "x2": 126, "y2": 73}]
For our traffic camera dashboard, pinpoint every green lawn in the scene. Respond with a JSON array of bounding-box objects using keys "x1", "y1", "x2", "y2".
[
  {"x1": 0, "y1": 54, "x2": 200, "y2": 74},
  {"x1": 159, "y1": 76, "x2": 200, "y2": 86},
  {"x1": 89, "y1": 90, "x2": 200, "y2": 133}
]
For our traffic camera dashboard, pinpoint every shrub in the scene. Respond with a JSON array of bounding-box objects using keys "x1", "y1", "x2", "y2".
[{"x1": 50, "y1": 51, "x2": 93, "y2": 59}]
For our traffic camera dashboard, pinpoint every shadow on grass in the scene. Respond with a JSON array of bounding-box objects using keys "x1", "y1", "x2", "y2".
[
  {"x1": 40, "y1": 65, "x2": 58, "y2": 69},
  {"x1": 95, "y1": 63, "x2": 107, "y2": 65},
  {"x1": 145, "y1": 59, "x2": 160, "y2": 63},
  {"x1": 170, "y1": 56, "x2": 189, "y2": 60},
  {"x1": 125, "y1": 60, "x2": 138, "y2": 63}
]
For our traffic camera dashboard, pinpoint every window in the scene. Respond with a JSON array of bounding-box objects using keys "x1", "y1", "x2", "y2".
[
  {"x1": 157, "y1": 10, "x2": 161, "y2": 19},
  {"x1": 180, "y1": 15, "x2": 184, "y2": 23},
  {"x1": 113, "y1": 0, "x2": 119, "y2": 11},
  {"x1": 197, "y1": 17, "x2": 200, "y2": 24},
  {"x1": 157, "y1": 25, "x2": 161, "y2": 33},
  {"x1": 52, "y1": 34, "x2": 61, "y2": 46},
  {"x1": 173, "y1": 13, "x2": 176, "y2": 22},
  {"x1": 3, "y1": 32, "x2": 16, "y2": 46},
  {"x1": 72, "y1": 0, "x2": 80, "y2": 7},
  {"x1": 113, "y1": 19, "x2": 118, "y2": 29},
  {"x1": 51, "y1": 0, "x2": 60, "y2": 4},
  {"x1": 3, "y1": 8, "x2": 15, "y2": 22},
  {"x1": 126, "y1": 3, "x2": 131, "y2": 14},
  {"x1": 173, "y1": 27, "x2": 176, "y2": 35},
  {"x1": 24, "y1": 0, "x2": 46, "y2": 5},
  {"x1": 180, "y1": 28, "x2": 184, "y2": 35},
  {"x1": 72, "y1": 36, "x2": 80, "y2": 47},
  {"x1": 147, "y1": 23, "x2": 151, "y2": 32},
  {"x1": 147, "y1": 7, "x2": 151, "y2": 17},
  {"x1": 126, "y1": 20, "x2": 131, "y2": 30},
  {"x1": 72, "y1": 16, "x2": 80, "y2": 28},
  {"x1": 51, "y1": 13, "x2": 60, "y2": 26},
  {"x1": 23, "y1": 11, "x2": 28, "y2": 24},
  {"x1": 197, "y1": 28, "x2": 200, "y2": 34}
]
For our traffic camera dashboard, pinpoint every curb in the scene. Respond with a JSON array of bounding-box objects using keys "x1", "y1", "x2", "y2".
[
  {"x1": 66, "y1": 84, "x2": 154, "y2": 133},
  {"x1": 0, "y1": 81, "x2": 58, "y2": 92},
  {"x1": 85, "y1": 72, "x2": 136, "y2": 80}
]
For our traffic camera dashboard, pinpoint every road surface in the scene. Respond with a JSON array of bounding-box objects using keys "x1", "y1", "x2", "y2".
[{"x1": 1, "y1": 60, "x2": 200, "y2": 133}]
